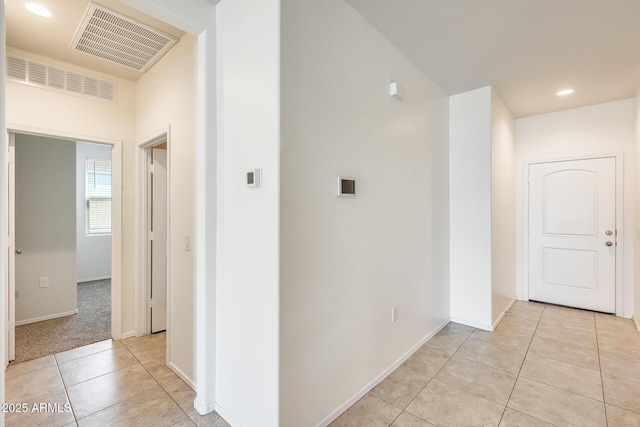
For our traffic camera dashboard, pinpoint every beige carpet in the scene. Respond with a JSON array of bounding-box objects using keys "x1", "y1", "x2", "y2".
[{"x1": 12, "y1": 279, "x2": 111, "y2": 364}]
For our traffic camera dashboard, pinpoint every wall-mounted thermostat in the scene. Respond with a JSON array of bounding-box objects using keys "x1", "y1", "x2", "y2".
[
  {"x1": 337, "y1": 176, "x2": 356, "y2": 197},
  {"x1": 247, "y1": 169, "x2": 261, "y2": 187}
]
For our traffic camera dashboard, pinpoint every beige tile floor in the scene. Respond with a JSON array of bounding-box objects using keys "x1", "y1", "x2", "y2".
[
  {"x1": 7, "y1": 302, "x2": 640, "y2": 427},
  {"x1": 331, "y1": 301, "x2": 640, "y2": 427},
  {"x1": 5, "y1": 332, "x2": 230, "y2": 427}
]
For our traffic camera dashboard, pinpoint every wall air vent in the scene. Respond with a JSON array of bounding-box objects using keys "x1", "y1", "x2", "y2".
[
  {"x1": 71, "y1": 3, "x2": 178, "y2": 73},
  {"x1": 6, "y1": 54, "x2": 116, "y2": 103}
]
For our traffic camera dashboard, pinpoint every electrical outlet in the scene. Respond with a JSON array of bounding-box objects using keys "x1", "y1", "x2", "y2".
[
  {"x1": 39, "y1": 277, "x2": 49, "y2": 288},
  {"x1": 391, "y1": 306, "x2": 398, "y2": 323}
]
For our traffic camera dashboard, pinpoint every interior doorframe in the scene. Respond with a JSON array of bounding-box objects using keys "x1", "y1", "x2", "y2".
[
  {"x1": 7, "y1": 132, "x2": 15, "y2": 362},
  {"x1": 522, "y1": 152, "x2": 624, "y2": 316},
  {"x1": 136, "y1": 128, "x2": 172, "y2": 352},
  {"x1": 5, "y1": 125, "x2": 124, "y2": 342}
]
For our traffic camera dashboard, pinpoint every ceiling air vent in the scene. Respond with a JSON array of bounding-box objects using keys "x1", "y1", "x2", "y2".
[
  {"x1": 71, "y1": 3, "x2": 178, "y2": 73},
  {"x1": 6, "y1": 54, "x2": 117, "y2": 103}
]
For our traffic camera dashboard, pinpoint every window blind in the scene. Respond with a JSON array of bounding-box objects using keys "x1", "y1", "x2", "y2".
[{"x1": 86, "y1": 158, "x2": 112, "y2": 235}]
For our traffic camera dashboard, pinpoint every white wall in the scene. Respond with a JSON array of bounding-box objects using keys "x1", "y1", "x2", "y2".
[
  {"x1": 76, "y1": 142, "x2": 112, "y2": 283},
  {"x1": 135, "y1": 34, "x2": 197, "y2": 384},
  {"x1": 491, "y1": 90, "x2": 516, "y2": 324},
  {"x1": 450, "y1": 87, "x2": 516, "y2": 329},
  {"x1": 280, "y1": 0, "x2": 450, "y2": 425},
  {"x1": 6, "y1": 47, "x2": 136, "y2": 335},
  {"x1": 516, "y1": 99, "x2": 635, "y2": 317},
  {"x1": 216, "y1": 0, "x2": 280, "y2": 425},
  {"x1": 15, "y1": 134, "x2": 76, "y2": 323},
  {"x1": 632, "y1": 88, "x2": 640, "y2": 329},
  {"x1": 449, "y1": 87, "x2": 493, "y2": 329},
  {"x1": 1, "y1": 0, "x2": 6, "y2": 407}
]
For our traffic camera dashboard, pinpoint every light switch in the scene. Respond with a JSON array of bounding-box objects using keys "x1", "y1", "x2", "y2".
[{"x1": 247, "y1": 169, "x2": 261, "y2": 188}]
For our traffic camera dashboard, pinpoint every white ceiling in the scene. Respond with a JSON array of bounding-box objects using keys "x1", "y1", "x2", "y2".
[
  {"x1": 6, "y1": 0, "x2": 185, "y2": 81},
  {"x1": 7, "y1": 1, "x2": 640, "y2": 117},
  {"x1": 345, "y1": 0, "x2": 640, "y2": 117}
]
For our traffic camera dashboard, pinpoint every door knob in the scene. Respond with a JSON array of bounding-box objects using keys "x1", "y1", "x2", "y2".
[
  {"x1": 15, "y1": 248, "x2": 21, "y2": 254},
  {"x1": 605, "y1": 241, "x2": 613, "y2": 247}
]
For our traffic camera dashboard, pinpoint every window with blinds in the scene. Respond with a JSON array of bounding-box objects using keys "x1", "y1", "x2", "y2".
[{"x1": 86, "y1": 158, "x2": 112, "y2": 235}]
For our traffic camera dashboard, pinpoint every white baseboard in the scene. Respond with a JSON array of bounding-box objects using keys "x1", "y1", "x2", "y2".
[
  {"x1": 633, "y1": 316, "x2": 640, "y2": 332},
  {"x1": 492, "y1": 297, "x2": 517, "y2": 330},
  {"x1": 16, "y1": 309, "x2": 79, "y2": 326},
  {"x1": 215, "y1": 404, "x2": 241, "y2": 427},
  {"x1": 120, "y1": 331, "x2": 135, "y2": 339},
  {"x1": 450, "y1": 316, "x2": 493, "y2": 332},
  {"x1": 169, "y1": 361, "x2": 195, "y2": 390},
  {"x1": 77, "y1": 276, "x2": 111, "y2": 283},
  {"x1": 194, "y1": 399, "x2": 217, "y2": 416},
  {"x1": 317, "y1": 318, "x2": 450, "y2": 427}
]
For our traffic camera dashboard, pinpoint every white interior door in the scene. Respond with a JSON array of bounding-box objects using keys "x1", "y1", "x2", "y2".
[
  {"x1": 528, "y1": 157, "x2": 616, "y2": 313},
  {"x1": 7, "y1": 133, "x2": 15, "y2": 362},
  {"x1": 151, "y1": 147, "x2": 167, "y2": 333}
]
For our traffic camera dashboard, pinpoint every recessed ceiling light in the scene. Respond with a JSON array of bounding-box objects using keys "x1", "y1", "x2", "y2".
[
  {"x1": 556, "y1": 89, "x2": 575, "y2": 96},
  {"x1": 24, "y1": 3, "x2": 53, "y2": 18}
]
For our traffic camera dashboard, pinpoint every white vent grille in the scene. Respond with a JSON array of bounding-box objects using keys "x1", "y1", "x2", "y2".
[
  {"x1": 48, "y1": 67, "x2": 66, "y2": 89},
  {"x1": 6, "y1": 55, "x2": 116, "y2": 102},
  {"x1": 71, "y1": 3, "x2": 178, "y2": 72}
]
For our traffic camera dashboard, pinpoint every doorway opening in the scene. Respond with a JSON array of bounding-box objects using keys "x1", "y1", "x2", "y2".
[
  {"x1": 7, "y1": 130, "x2": 122, "y2": 363},
  {"x1": 140, "y1": 133, "x2": 170, "y2": 337}
]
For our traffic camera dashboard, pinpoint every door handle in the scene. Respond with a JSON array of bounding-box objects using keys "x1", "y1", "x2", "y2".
[
  {"x1": 15, "y1": 248, "x2": 21, "y2": 255},
  {"x1": 605, "y1": 241, "x2": 613, "y2": 247}
]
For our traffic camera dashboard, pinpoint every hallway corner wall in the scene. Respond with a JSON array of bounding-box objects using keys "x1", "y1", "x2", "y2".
[
  {"x1": 280, "y1": 0, "x2": 450, "y2": 425},
  {"x1": 135, "y1": 34, "x2": 198, "y2": 386},
  {"x1": 216, "y1": 0, "x2": 281, "y2": 425},
  {"x1": 490, "y1": 90, "x2": 516, "y2": 325},
  {"x1": 633, "y1": 88, "x2": 640, "y2": 328}
]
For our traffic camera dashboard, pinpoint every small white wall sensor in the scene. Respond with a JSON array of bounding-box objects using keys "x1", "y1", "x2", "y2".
[
  {"x1": 337, "y1": 176, "x2": 356, "y2": 197},
  {"x1": 247, "y1": 168, "x2": 261, "y2": 187},
  {"x1": 389, "y1": 82, "x2": 403, "y2": 100}
]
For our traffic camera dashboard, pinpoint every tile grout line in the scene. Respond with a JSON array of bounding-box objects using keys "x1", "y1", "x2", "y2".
[
  {"x1": 56, "y1": 345, "x2": 119, "y2": 366},
  {"x1": 53, "y1": 338, "x2": 131, "y2": 420},
  {"x1": 595, "y1": 316, "x2": 640, "y2": 417},
  {"x1": 366, "y1": 326, "x2": 474, "y2": 426},
  {"x1": 336, "y1": 303, "x2": 640, "y2": 426},
  {"x1": 123, "y1": 336, "x2": 199, "y2": 425},
  {"x1": 64, "y1": 343, "x2": 142, "y2": 423},
  {"x1": 452, "y1": 338, "x2": 526, "y2": 374},
  {"x1": 505, "y1": 307, "x2": 613, "y2": 426},
  {"x1": 399, "y1": 320, "x2": 536, "y2": 425},
  {"x1": 394, "y1": 326, "x2": 476, "y2": 425},
  {"x1": 69, "y1": 336, "x2": 187, "y2": 424},
  {"x1": 594, "y1": 315, "x2": 609, "y2": 427},
  {"x1": 59, "y1": 346, "x2": 137, "y2": 388},
  {"x1": 7, "y1": 335, "x2": 192, "y2": 426},
  {"x1": 54, "y1": 352, "x2": 80, "y2": 425},
  {"x1": 496, "y1": 305, "x2": 547, "y2": 427}
]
